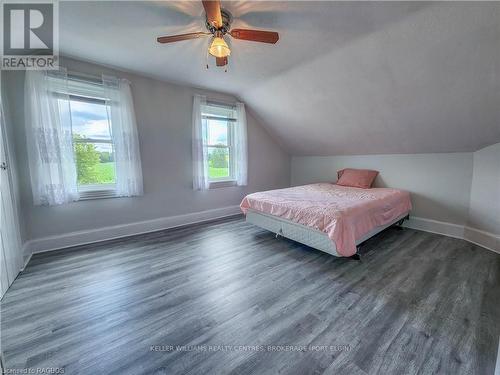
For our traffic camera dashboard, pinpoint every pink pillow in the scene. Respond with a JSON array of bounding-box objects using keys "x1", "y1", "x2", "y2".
[{"x1": 336, "y1": 168, "x2": 379, "y2": 189}]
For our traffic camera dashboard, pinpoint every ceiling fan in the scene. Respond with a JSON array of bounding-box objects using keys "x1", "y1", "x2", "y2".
[{"x1": 157, "y1": 0, "x2": 279, "y2": 68}]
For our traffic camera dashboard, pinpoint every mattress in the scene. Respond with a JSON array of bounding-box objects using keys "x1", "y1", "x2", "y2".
[{"x1": 240, "y1": 183, "x2": 412, "y2": 256}]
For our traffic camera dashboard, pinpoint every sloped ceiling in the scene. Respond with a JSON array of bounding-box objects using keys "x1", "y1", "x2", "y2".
[{"x1": 60, "y1": 1, "x2": 500, "y2": 155}]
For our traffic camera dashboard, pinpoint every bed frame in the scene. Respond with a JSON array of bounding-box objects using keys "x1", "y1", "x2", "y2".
[{"x1": 246, "y1": 209, "x2": 410, "y2": 259}]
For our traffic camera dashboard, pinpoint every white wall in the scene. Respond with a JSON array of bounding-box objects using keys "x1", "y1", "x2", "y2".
[
  {"x1": 466, "y1": 143, "x2": 500, "y2": 249},
  {"x1": 2, "y1": 57, "x2": 290, "y2": 253},
  {"x1": 292, "y1": 153, "x2": 473, "y2": 225},
  {"x1": 468, "y1": 143, "x2": 500, "y2": 234}
]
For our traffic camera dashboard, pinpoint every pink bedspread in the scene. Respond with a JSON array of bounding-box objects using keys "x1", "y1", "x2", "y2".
[{"x1": 240, "y1": 183, "x2": 412, "y2": 257}]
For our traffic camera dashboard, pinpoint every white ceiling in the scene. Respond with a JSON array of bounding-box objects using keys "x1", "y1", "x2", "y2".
[{"x1": 60, "y1": 1, "x2": 500, "y2": 155}]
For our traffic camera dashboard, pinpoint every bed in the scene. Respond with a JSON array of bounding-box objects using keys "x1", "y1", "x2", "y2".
[{"x1": 240, "y1": 183, "x2": 412, "y2": 257}]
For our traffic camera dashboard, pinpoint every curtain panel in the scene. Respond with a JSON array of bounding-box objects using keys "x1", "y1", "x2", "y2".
[
  {"x1": 102, "y1": 75, "x2": 143, "y2": 197},
  {"x1": 192, "y1": 94, "x2": 209, "y2": 190},
  {"x1": 24, "y1": 69, "x2": 79, "y2": 206},
  {"x1": 234, "y1": 102, "x2": 248, "y2": 186}
]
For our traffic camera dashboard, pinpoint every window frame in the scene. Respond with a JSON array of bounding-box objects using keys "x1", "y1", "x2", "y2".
[
  {"x1": 202, "y1": 102, "x2": 238, "y2": 186},
  {"x1": 65, "y1": 85, "x2": 118, "y2": 200}
]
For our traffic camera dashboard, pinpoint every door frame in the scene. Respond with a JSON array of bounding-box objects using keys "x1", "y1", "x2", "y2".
[{"x1": 0, "y1": 73, "x2": 24, "y2": 298}]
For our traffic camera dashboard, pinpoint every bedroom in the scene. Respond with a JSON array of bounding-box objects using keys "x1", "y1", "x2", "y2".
[{"x1": 0, "y1": 1, "x2": 499, "y2": 374}]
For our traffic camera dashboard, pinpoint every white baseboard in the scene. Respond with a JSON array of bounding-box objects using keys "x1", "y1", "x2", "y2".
[
  {"x1": 463, "y1": 227, "x2": 500, "y2": 254},
  {"x1": 22, "y1": 209, "x2": 498, "y2": 260},
  {"x1": 24, "y1": 205, "x2": 242, "y2": 256},
  {"x1": 404, "y1": 217, "x2": 465, "y2": 239},
  {"x1": 21, "y1": 250, "x2": 33, "y2": 271},
  {"x1": 404, "y1": 216, "x2": 499, "y2": 254},
  {"x1": 495, "y1": 338, "x2": 500, "y2": 375}
]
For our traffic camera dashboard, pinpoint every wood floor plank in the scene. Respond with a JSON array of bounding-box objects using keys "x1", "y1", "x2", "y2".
[{"x1": 1, "y1": 216, "x2": 498, "y2": 374}]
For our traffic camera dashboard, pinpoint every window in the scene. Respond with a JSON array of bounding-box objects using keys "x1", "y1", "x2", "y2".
[
  {"x1": 192, "y1": 95, "x2": 247, "y2": 191},
  {"x1": 69, "y1": 95, "x2": 117, "y2": 197},
  {"x1": 202, "y1": 103, "x2": 237, "y2": 183},
  {"x1": 60, "y1": 77, "x2": 118, "y2": 199}
]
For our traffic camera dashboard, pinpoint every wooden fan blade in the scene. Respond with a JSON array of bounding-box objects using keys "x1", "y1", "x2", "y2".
[
  {"x1": 216, "y1": 56, "x2": 228, "y2": 66},
  {"x1": 157, "y1": 32, "x2": 209, "y2": 44},
  {"x1": 230, "y1": 29, "x2": 279, "y2": 44},
  {"x1": 202, "y1": 0, "x2": 222, "y2": 29}
]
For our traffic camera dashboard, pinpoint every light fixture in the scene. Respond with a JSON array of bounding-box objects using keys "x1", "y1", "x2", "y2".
[{"x1": 208, "y1": 33, "x2": 230, "y2": 58}]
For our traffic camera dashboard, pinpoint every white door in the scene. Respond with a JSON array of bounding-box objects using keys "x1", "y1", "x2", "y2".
[{"x1": 0, "y1": 94, "x2": 23, "y2": 298}]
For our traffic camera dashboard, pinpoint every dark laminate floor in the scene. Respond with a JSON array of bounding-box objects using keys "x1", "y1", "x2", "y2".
[{"x1": 1, "y1": 217, "x2": 499, "y2": 375}]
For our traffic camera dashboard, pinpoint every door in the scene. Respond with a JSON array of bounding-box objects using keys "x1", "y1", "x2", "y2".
[{"x1": 0, "y1": 93, "x2": 23, "y2": 298}]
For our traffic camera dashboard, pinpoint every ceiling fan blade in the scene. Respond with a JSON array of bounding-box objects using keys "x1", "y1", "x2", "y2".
[
  {"x1": 216, "y1": 56, "x2": 228, "y2": 67},
  {"x1": 230, "y1": 29, "x2": 279, "y2": 44},
  {"x1": 157, "y1": 32, "x2": 209, "y2": 44},
  {"x1": 202, "y1": 0, "x2": 223, "y2": 29}
]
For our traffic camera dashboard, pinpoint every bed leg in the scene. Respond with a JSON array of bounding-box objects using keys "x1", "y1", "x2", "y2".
[
  {"x1": 349, "y1": 246, "x2": 362, "y2": 261},
  {"x1": 396, "y1": 214, "x2": 410, "y2": 230},
  {"x1": 275, "y1": 229, "x2": 283, "y2": 239},
  {"x1": 350, "y1": 254, "x2": 361, "y2": 261}
]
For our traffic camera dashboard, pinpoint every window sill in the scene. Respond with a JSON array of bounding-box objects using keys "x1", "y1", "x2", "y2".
[{"x1": 209, "y1": 180, "x2": 237, "y2": 189}]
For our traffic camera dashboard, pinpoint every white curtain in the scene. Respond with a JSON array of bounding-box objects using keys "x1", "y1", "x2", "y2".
[
  {"x1": 192, "y1": 94, "x2": 209, "y2": 190},
  {"x1": 234, "y1": 102, "x2": 248, "y2": 186},
  {"x1": 25, "y1": 69, "x2": 79, "y2": 206},
  {"x1": 102, "y1": 75, "x2": 143, "y2": 197}
]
